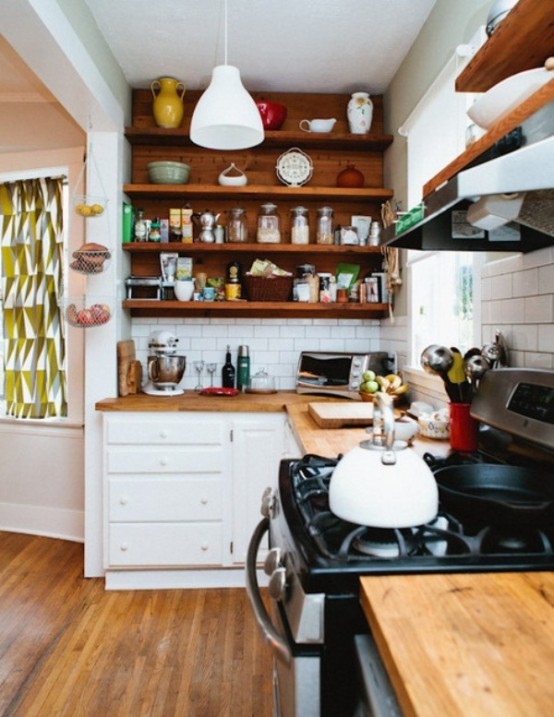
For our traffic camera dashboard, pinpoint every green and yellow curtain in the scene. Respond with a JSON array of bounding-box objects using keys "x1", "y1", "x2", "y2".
[{"x1": 0, "y1": 177, "x2": 67, "y2": 418}]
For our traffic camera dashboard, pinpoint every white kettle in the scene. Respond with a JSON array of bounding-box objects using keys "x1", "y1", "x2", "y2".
[{"x1": 329, "y1": 393, "x2": 438, "y2": 528}]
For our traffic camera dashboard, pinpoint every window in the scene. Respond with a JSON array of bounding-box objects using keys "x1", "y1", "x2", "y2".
[{"x1": 401, "y1": 43, "x2": 483, "y2": 365}]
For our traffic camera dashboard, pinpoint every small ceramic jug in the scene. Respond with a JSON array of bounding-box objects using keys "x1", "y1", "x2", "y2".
[
  {"x1": 151, "y1": 77, "x2": 186, "y2": 128},
  {"x1": 347, "y1": 92, "x2": 373, "y2": 134}
]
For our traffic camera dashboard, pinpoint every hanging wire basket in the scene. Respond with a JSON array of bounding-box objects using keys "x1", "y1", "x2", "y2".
[
  {"x1": 72, "y1": 194, "x2": 108, "y2": 218},
  {"x1": 63, "y1": 296, "x2": 112, "y2": 328},
  {"x1": 69, "y1": 243, "x2": 111, "y2": 274}
]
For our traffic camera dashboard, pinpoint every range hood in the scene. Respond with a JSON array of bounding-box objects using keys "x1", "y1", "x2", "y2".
[{"x1": 381, "y1": 134, "x2": 554, "y2": 253}]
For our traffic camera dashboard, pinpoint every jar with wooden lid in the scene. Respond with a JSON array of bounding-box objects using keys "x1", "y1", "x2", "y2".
[{"x1": 257, "y1": 203, "x2": 281, "y2": 243}]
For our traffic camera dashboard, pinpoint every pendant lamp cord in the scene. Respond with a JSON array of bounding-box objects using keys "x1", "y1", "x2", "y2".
[{"x1": 224, "y1": 0, "x2": 228, "y2": 65}]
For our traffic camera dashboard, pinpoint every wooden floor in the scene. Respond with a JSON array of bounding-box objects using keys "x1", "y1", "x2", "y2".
[{"x1": 0, "y1": 532, "x2": 273, "y2": 716}]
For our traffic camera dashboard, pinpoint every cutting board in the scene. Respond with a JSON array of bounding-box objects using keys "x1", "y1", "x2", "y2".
[
  {"x1": 117, "y1": 340, "x2": 142, "y2": 396},
  {"x1": 308, "y1": 401, "x2": 373, "y2": 428}
]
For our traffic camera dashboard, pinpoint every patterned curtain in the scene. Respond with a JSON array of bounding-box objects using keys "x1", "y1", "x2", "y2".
[{"x1": 0, "y1": 177, "x2": 67, "y2": 418}]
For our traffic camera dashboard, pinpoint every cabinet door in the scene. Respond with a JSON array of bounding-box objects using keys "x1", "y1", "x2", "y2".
[{"x1": 231, "y1": 414, "x2": 285, "y2": 564}]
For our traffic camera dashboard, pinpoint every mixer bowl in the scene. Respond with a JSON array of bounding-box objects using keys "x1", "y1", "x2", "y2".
[{"x1": 148, "y1": 355, "x2": 186, "y2": 389}]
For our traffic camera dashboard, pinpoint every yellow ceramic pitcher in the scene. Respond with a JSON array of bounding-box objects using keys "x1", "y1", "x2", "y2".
[{"x1": 151, "y1": 77, "x2": 186, "y2": 128}]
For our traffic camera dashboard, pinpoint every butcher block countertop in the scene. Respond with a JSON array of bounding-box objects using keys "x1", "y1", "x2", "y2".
[{"x1": 360, "y1": 572, "x2": 554, "y2": 717}]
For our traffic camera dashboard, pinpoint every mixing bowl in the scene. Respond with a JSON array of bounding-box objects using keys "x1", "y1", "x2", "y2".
[
  {"x1": 147, "y1": 161, "x2": 190, "y2": 184},
  {"x1": 147, "y1": 355, "x2": 186, "y2": 389}
]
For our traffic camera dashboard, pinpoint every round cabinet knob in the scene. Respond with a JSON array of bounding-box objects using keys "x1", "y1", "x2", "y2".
[
  {"x1": 159, "y1": 456, "x2": 169, "y2": 466},
  {"x1": 160, "y1": 429, "x2": 168, "y2": 439},
  {"x1": 268, "y1": 567, "x2": 287, "y2": 602},
  {"x1": 264, "y1": 547, "x2": 283, "y2": 576},
  {"x1": 201, "y1": 544, "x2": 209, "y2": 552},
  {"x1": 119, "y1": 497, "x2": 128, "y2": 506},
  {"x1": 200, "y1": 498, "x2": 208, "y2": 505},
  {"x1": 120, "y1": 543, "x2": 129, "y2": 552}
]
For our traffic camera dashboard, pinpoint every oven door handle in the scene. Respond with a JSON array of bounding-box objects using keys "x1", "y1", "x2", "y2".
[{"x1": 245, "y1": 517, "x2": 292, "y2": 665}]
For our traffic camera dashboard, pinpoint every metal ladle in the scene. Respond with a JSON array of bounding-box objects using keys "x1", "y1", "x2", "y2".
[{"x1": 464, "y1": 354, "x2": 491, "y2": 393}]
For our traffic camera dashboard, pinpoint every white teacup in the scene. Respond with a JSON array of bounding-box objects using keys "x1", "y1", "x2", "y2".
[
  {"x1": 173, "y1": 278, "x2": 195, "y2": 302},
  {"x1": 299, "y1": 118, "x2": 337, "y2": 133}
]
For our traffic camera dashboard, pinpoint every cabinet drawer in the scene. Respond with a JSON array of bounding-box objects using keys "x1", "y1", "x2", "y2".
[
  {"x1": 109, "y1": 478, "x2": 223, "y2": 521},
  {"x1": 106, "y1": 416, "x2": 225, "y2": 445},
  {"x1": 107, "y1": 446, "x2": 224, "y2": 474},
  {"x1": 108, "y1": 523, "x2": 223, "y2": 567}
]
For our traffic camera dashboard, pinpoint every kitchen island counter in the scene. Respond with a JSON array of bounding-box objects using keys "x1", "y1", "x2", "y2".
[{"x1": 360, "y1": 572, "x2": 554, "y2": 717}]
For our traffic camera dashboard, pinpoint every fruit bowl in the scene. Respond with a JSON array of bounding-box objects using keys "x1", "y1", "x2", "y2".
[
  {"x1": 256, "y1": 100, "x2": 288, "y2": 130},
  {"x1": 64, "y1": 297, "x2": 112, "y2": 328}
]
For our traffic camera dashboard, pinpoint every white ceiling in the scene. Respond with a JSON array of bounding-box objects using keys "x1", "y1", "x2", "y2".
[{"x1": 83, "y1": 0, "x2": 437, "y2": 94}]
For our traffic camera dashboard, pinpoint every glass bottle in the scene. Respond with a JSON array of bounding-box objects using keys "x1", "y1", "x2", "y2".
[
  {"x1": 290, "y1": 206, "x2": 310, "y2": 245},
  {"x1": 225, "y1": 260, "x2": 242, "y2": 300},
  {"x1": 222, "y1": 345, "x2": 236, "y2": 388},
  {"x1": 134, "y1": 209, "x2": 147, "y2": 242},
  {"x1": 148, "y1": 217, "x2": 161, "y2": 242},
  {"x1": 316, "y1": 206, "x2": 334, "y2": 245},
  {"x1": 256, "y1": 203, "x2": 281, "y2": 243},
  {"x1": 227, "y1": 208, "x2": 248, "y2": 243}
]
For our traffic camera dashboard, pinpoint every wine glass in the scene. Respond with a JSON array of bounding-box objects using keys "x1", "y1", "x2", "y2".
[
  {"x1": 206, "y1": 362, "x2": 217, "y2": 387},
  {"x1": 193, "y1": 360, "x2": 205, "y2": 391}
]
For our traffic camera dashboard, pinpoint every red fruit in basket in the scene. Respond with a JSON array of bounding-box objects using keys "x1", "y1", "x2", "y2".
[
  {"x1": 77, "y1": 308, "x2": 94, "y2": 325},
  {"x1": 90, "y1": 304, "x2": 111, "y2": 324}
]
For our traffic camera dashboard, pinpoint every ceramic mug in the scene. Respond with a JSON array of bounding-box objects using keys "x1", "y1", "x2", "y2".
[
  {"x1": 299, "y1": 118, "x2": 337, "y2": 133},
  {"x1": 203, "y1": 286, "x2": 216, "y2": 302}
]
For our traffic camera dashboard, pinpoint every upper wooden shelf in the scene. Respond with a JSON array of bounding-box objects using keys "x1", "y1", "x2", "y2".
[
  {"x1": 123, "y1": 183, "x2": 394, "y2": 202},
  {"x1": 122, "y1": 242, "x2": 383, "y2": 255},
  {"x1": 456, "y1": 0, "x2": 554, "y2": 92},
  {"x1": 124, "y1": 126, "x2": 393, "y2": 151}
]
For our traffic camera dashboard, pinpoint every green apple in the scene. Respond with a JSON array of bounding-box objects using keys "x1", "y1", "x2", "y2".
[
  {"x1": 361, "y1": 380, "x2": 379, "y2": 394},
  {"x1": 362, "y1": 369, "x2": 376, "y2": 382}
]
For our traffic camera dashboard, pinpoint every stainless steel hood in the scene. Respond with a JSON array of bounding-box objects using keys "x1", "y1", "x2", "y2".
[{"x1": 381, "y1": 134, "x2": 554, "y2": 253}]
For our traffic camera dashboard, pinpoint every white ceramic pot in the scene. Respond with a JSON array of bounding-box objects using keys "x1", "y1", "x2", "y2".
[
  {"x1": 347, "y1": 92, "x2": 373, "y2": 134},
  {"x1": 173, "y1": 279, "x2": 195, "y2": 301}
]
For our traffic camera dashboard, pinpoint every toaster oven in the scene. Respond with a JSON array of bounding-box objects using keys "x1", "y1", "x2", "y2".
[{"x1": 295, "y1": 351, "x2": 396, "y2": 399}]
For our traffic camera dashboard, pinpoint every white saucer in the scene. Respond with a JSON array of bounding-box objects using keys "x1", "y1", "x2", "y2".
[{"x1": 142, "y1": 383, "x2": 185, "y2": 396}]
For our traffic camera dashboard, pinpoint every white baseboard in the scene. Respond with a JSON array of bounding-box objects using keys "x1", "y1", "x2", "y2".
[
  {"x1": 105, "y1": 567, "x2": 269, "y2": 591},
  {"x1": 0, "y1": 502, "x2": 84, "y2": 542}
]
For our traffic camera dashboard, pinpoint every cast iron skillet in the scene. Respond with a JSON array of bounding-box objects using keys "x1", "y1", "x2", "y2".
[{"x1": 432, "y1": 464, "x2": 554, "y2": 528}]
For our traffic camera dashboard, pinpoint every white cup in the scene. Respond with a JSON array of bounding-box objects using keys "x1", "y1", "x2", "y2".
[{"x1": 299, "y1": 118, "x2": 337, "y2": 133}]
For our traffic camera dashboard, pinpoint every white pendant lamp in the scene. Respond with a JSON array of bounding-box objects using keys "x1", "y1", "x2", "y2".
[{"x1": 190, "y1": 0, "x2": 264, "y2": 150}]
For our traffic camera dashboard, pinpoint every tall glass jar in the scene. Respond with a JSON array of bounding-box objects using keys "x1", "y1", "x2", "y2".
[
  {"x1": 290, "y1": 206, "x2": 310, "y2": 245},
  {"x1": 227, "y1": 207, "x2": 248, "y2": 243},
  {"x1": 257, "y1": 203, "x2": 281, "y2": 243},
  {"x1": 316, "y1": 206, "x2": 334, "y2": 245}
]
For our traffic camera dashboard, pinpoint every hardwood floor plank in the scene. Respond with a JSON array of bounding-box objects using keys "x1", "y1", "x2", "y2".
[{"x1": 0, "y1": 532, "x2": 272, "y2": 717}]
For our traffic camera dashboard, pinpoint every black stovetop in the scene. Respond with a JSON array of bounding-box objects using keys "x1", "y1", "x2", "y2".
[{"x1": 276, "y1": 454, "x2": 554, "y2": 595}]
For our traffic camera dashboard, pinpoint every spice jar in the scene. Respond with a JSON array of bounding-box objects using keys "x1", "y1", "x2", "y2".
[
  {"x1": 316, "y1": 206, "x2": 334, "y2": 245},
  {"x1": 290, "y1": 206, "x2": 310, "y2": 245},
  {"x1": 257, "y1": 203, "x2": 281, "y2": 243},
  {"x1": 227, "y1": 208, "x2": 248, "y2": 243}
]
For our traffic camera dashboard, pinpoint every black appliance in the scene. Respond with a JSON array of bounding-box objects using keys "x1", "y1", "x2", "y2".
[{"x1": 246, "y1": 369, "x2": 554, "y2": 716}]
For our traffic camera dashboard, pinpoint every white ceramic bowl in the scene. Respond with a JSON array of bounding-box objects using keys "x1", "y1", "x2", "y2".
[
  {"x1": 418, "y1": 411, "x2": 450, "y2": 440},
  {"x1": 173, "y1": 279, "x2": 194, "y2": 301},
  {"x1": 467, "y1": 67, "x2": 554, "y2": 130}
]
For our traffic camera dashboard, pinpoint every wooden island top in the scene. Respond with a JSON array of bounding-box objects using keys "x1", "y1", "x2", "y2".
[{"x1": 96, "y1": 391, "x2": 553, "y2": 715}]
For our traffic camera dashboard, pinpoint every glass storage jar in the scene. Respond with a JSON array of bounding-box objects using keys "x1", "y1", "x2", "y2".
[
  {"x1": 290, "y1": 206, "x2": 310, "y2": 244},
  {"x1": 257, "y1": 203, "x2": 281, "y2": 243},
  {"x1": 227, "y1": 207, "x2": 248, "y2": 243},
  {"x1": 316, "y1": 206, "x2": 334, "y2": 245}
]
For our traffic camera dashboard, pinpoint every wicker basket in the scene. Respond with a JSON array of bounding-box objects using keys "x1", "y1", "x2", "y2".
[{"x1": 244, "y1": 275, "x2": 293, "y2": 302}]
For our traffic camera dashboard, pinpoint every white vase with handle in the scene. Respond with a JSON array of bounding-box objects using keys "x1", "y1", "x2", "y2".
[{"x1": 347, "y1": 92, "x2": 374, "y2": 134}]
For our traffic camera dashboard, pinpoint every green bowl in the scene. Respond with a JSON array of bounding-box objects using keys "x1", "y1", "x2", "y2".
[{"x1": 147, "y1": 161, "x2": 190, "y2": 185}]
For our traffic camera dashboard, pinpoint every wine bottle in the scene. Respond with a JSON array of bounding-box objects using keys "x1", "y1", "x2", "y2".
[{"x1": 222, "y1": 345, "x2": 236, "y2": 388}]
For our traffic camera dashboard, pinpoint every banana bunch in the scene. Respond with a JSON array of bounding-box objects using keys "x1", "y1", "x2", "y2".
[{"x1": 360, "y1": 371, "x2": 409, "y2": 397}]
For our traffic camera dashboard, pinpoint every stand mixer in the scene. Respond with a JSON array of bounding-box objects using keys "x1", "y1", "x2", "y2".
[{"x1": 143, "y1": 330, "x2": 187, "y2": 396}]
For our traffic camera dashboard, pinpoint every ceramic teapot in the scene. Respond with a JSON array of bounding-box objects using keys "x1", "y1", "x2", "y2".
[
  {"x1": 329, "y1": 392, "x2": 439, "y2": 528},
  {"x1": 192, "y1": 209, "x2": 221, "y2": 243}
]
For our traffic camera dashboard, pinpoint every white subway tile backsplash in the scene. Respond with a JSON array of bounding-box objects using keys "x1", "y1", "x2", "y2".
[
  {"x1": 538, "y1": 263, "x2": 554, "y2": 294},
  {"x1": 512, "y1": 268, "x2": 538, "y2": 297},
  {"x1": 538, "y1": 324, "x2": 554, "y2": 353},
  {"x1": 489, "y1": 297, "x2": 525, "y2": 323},
  {"x1": 524, "y1": 295, "x2": 554, "y2": 323}
]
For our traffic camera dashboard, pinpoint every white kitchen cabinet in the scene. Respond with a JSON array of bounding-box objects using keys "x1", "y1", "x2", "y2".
[{"x1": 101, "y1": 410, "x2": 294, "y2": 587}]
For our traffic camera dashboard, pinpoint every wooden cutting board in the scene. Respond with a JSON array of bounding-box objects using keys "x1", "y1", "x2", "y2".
[
  {"x1": 308, "y1": 401, "x2": 373, "y2": 428},
  {"x1": 117, "y1": 340, "x2": 141, "y2": 396}
]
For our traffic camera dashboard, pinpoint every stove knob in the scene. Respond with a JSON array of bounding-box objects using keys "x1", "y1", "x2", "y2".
[
  {"x1": 264, "y1": 547, "x2": 282, "y2": 576},
  {"x1": 260, "y1": 487, "x2": 276, "y2": 518},
  {"x1": 268, "y1": 567, "x2": 287, "y2": 602}
]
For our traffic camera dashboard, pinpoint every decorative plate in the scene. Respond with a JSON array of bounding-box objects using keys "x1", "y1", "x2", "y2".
[{"x1": 276, "y1": 147, "x2": 313, "y2": 187}]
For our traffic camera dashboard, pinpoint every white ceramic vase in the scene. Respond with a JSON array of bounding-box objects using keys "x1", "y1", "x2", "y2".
[{"x1": 347, "y1": 92, "x2": 374, "y2": 134}]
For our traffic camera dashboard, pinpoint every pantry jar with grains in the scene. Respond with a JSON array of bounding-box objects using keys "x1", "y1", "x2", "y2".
[
  {"x1": 290, "y1": 206, "x2": 310, "y2": 244},
  {"x1": 316, "y1": 206, "x2": 334, "y2": 245},
  {"x1": 257, "y1": 203, "x2": 281, "y2": 243}
]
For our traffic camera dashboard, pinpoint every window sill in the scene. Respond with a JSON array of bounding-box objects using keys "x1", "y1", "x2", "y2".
[{"x1": 403, "y1": 367, "x2": 449, "y2": 409}]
